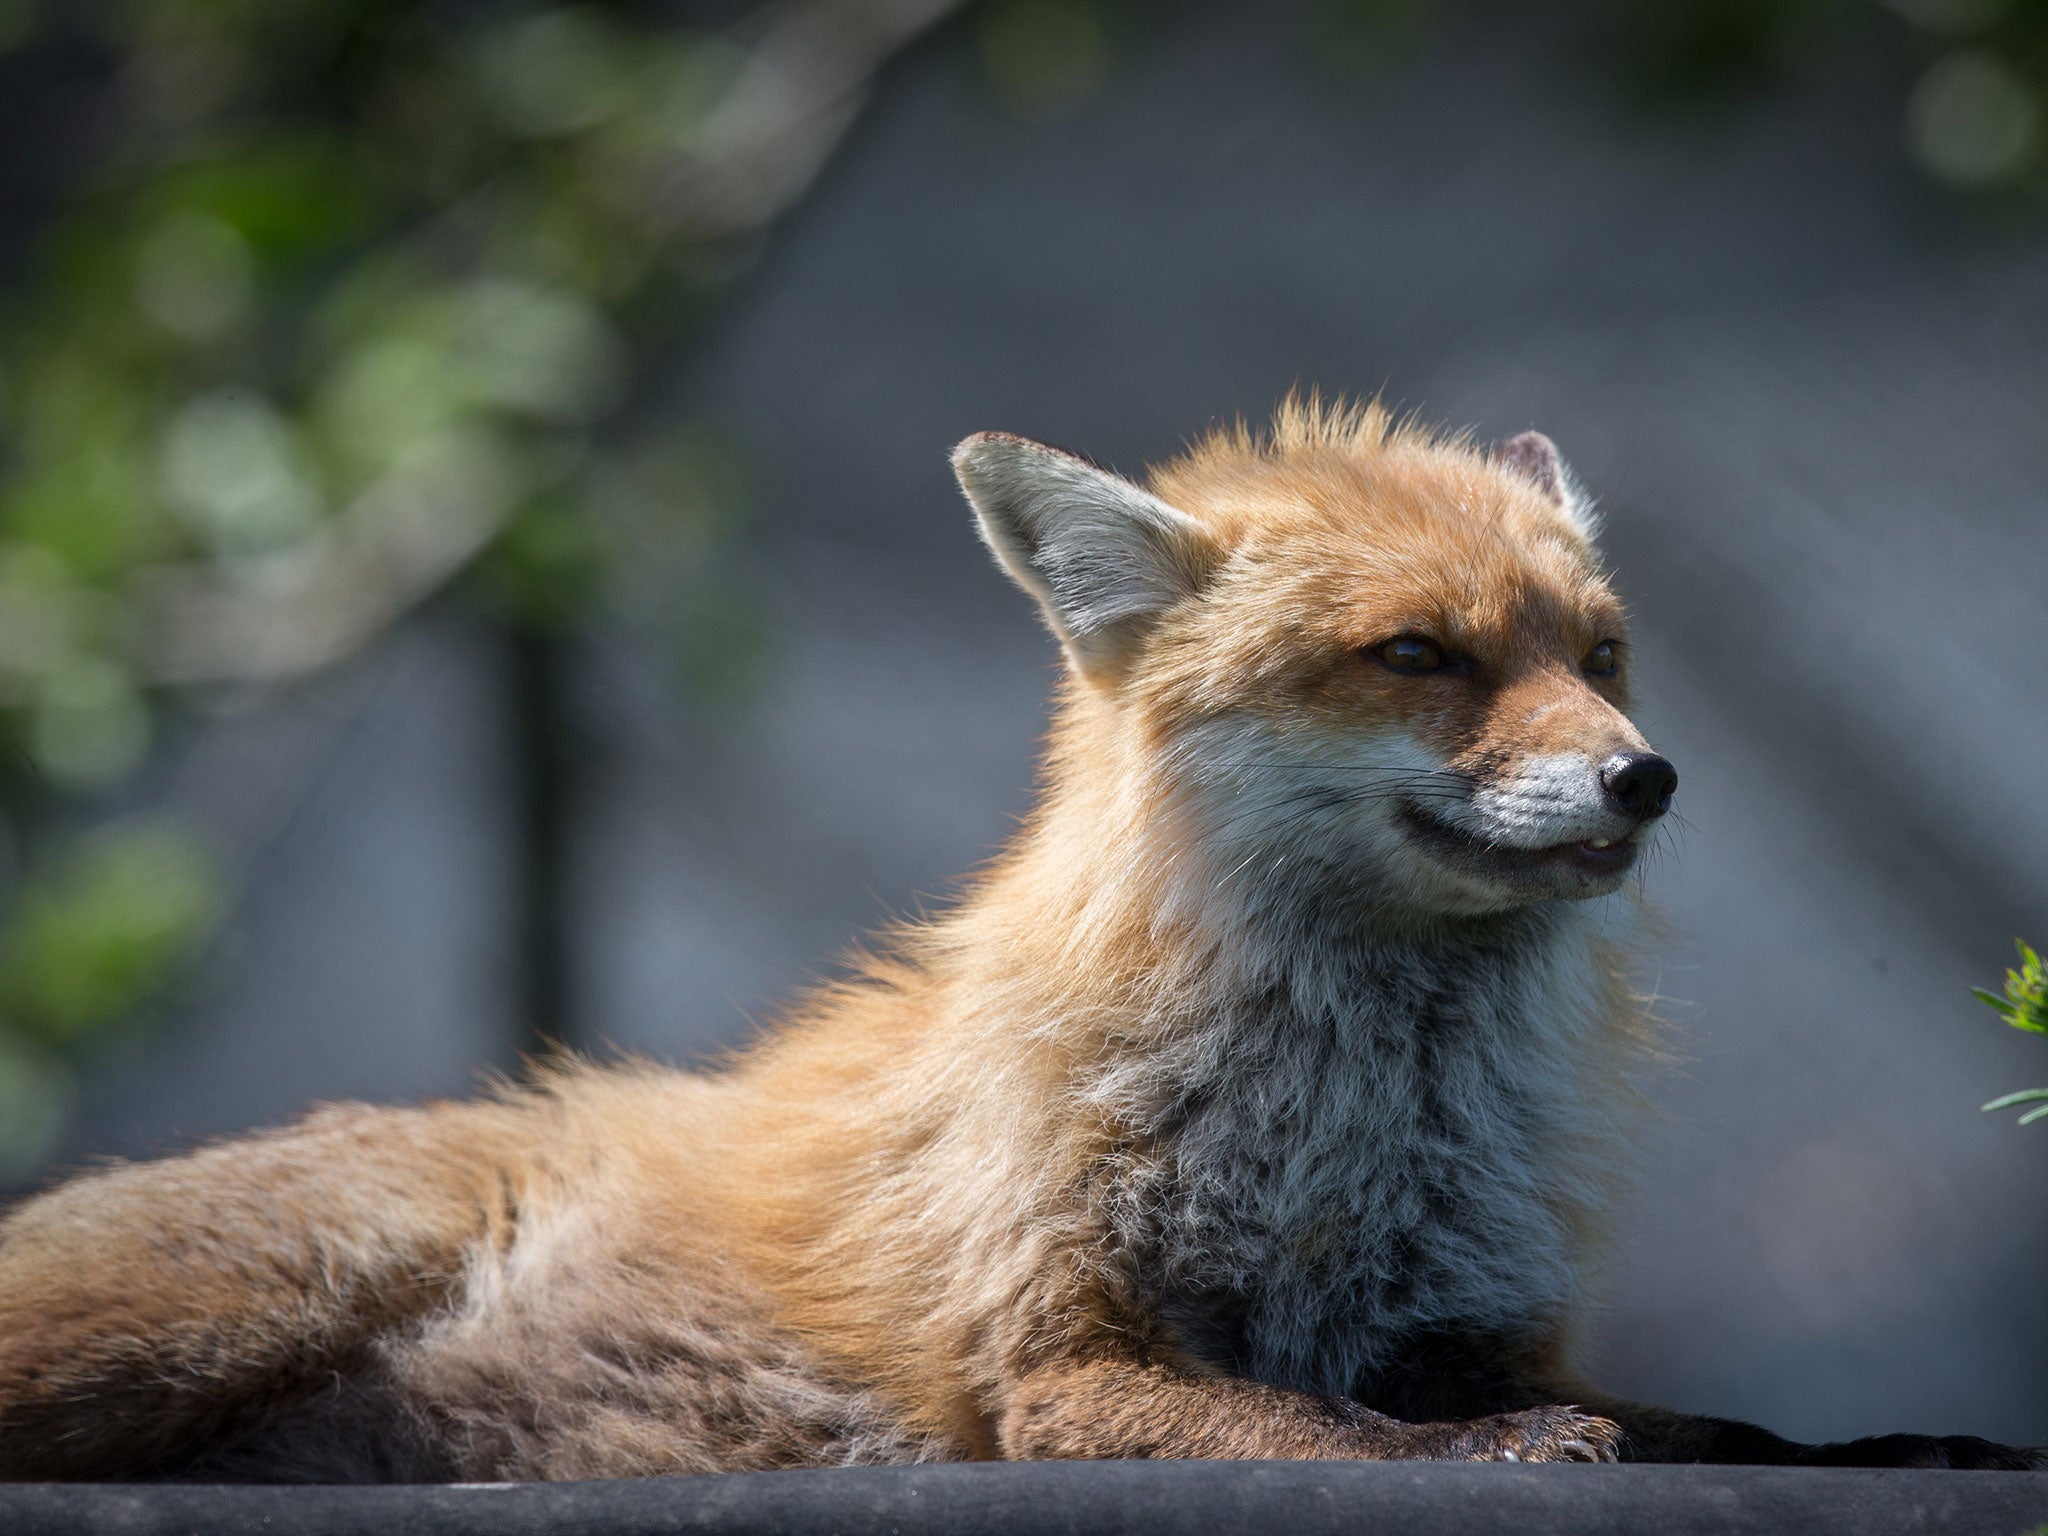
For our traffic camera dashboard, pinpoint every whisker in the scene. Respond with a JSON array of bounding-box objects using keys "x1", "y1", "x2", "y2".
[
  {"x1": 1205, "y1": 787, "x2": 1375, "y2": 838},
  {"x1": 1202, "y1": 782, "x2": 1463, "y2": 824}
]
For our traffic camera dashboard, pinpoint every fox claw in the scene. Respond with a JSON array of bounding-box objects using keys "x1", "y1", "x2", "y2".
[{"x1": 1438, "y1": 1405, "x2": 1621, "y2": 1464}]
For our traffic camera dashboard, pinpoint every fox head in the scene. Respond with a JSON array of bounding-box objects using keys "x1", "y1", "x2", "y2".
[{"x1": 953, "y1": 400, "x2": 1675, "y2": 920}]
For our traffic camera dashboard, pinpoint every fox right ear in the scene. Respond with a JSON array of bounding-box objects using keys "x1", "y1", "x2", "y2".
[{"x1": 953, "y1": 432, "x2": 1216, "y2": 684}]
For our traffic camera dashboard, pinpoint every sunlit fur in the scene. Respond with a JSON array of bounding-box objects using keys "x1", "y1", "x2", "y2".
[{"x1": 0, "y1": 399, "x2": 1683, "y2": 1479}]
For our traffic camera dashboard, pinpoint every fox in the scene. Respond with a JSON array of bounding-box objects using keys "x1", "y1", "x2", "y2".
[{"x1": 0, "y1": 398, "x2": 2036, "y2": 1482}]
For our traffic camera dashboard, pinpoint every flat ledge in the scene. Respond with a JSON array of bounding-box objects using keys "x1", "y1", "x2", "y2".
[{"x1": 2, "y1": 1461, "x2": 2044, "y2": 1536}]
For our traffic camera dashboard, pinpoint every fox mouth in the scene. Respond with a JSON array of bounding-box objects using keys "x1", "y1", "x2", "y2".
[{"x1": 1395, "y1": 799, "x2": 1639, "y2": 884}]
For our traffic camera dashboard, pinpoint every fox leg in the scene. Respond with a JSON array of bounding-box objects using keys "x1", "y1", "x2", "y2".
[
  {"x1": 0, "y1": 1100, "x2": 533, "y2": 1480},
  {"x1": 998, "y1": 1358, "x2": 1619, "y2": 1463},
  {"x1": 1551, "y1": 1385, "x2": 2043, "y2": 1470}
]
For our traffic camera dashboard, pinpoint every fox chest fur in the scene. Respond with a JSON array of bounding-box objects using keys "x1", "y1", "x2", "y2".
[{"x1": 1096, "y1": 914, "x2": 1617, "y2": 1405}]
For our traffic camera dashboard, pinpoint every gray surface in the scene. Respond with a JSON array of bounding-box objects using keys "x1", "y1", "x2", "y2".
[
  {"x1": 1, "y1": 1465, "x2": 2045, "y2": 1536},
  {"x1": 43, "y1": 0, "x2": 2048, "y2": 1453}
]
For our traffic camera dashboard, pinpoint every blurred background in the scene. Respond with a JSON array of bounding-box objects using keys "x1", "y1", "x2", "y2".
[{"x1": 0, "y1": 0, "x2": 2042, "y2": 1451}]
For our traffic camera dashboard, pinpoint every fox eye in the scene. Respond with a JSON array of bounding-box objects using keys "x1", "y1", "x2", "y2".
[
  {"x1": 1376, "y1": 636, "x2": 1447, "y2": 673},
  {"x1": 1583, "y1": 640, "x2": 1619, "y2": 677}
]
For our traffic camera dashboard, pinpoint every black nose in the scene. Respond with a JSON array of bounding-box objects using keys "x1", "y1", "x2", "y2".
[{"x1": 1600, "y1": 752, "x2": 1678, "y2": 821}]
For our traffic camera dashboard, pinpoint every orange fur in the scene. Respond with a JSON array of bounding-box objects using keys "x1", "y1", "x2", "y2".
[{"x1": 0, "y1": 397, "x2": 2034, "y2": 1479}]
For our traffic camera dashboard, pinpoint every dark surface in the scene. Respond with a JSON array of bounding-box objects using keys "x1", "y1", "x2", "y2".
[{"x1": 2, "y1": 1464, "x2": 2045, "y2": 1536}]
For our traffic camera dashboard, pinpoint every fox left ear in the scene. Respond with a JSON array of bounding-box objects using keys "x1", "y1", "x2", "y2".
[
  {"x1": 953, "y1": 431, "x2": 1217, "y2": 684},
  {"x1": 1499, "y1": 431, "x2": 1600, "y2": 542}
]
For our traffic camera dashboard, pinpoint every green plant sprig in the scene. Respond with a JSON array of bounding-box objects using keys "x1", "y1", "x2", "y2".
[{"x1": 1977, "y1": 939, "x2": 2048, "y2": 1126}]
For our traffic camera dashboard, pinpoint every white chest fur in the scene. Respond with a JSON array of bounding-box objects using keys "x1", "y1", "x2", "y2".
[{"x1": 1101, "y1": 916, "x2": 1626, "y2": 1400}]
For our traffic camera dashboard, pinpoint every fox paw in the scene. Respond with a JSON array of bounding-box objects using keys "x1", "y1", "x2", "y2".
[{"x1": 1438, "y1": 1406, "x2": 1622, "y2": 1463}]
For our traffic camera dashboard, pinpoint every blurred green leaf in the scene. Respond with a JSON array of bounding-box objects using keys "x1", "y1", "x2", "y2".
[
  {"x1": 0, "y1": 822, "x2": 222, "y2": 1045},
  {"x1": 160, "y1": 390, "x2": 324, "y2": 555},
  {"x1": 0, "y1": 1033, "x2": 71, "y2": 1181},
  {"x1": 448, "y1": 279, "x2": 626, "y2": 423},
  {"x1": 483, "y1": 495, "x2": 609, "y2": 632},
  {"x1": 1907, "y1": 49, "x2": 2041, "y2": 187},
  {"x1": 473, "y1": 8, "x2": 638, "y2": 140},
  {"x1": 0, "y1": 0, "x2": 770, "y2": 1166},
  {"x1": 0, "y1": 0, "x2": 41, "y2": 58},
  {"x1": 1595, "y1": 0, "x2": 1860, "y2": 110},
  {"x1": 134, "y1": 210, "x2": 257, "y2": 343},
  {"x1": 1982, "y1": 1088, "x2": 2048, "y2": 1110},
  {"x1": 26, "y1": 659, "x2": 150, "y2": 789},
  {"x1": 144, "y1": 135, "x2": 379, "y2": 265},
  {"x1": 979, "y1": 0, "x2": 1112, "y2": 118}
]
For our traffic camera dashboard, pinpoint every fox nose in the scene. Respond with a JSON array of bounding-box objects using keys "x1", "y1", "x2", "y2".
[{"x1": 1600, "y1": 752, "x2": 1678, "y2": 821}]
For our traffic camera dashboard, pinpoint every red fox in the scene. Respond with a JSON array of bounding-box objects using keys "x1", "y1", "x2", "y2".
[{"x1": 0, "y1": 399, "x2": 2035, "y2": 1480}]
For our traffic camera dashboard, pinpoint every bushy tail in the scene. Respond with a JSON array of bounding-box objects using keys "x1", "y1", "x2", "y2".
[{"x1": 0, "y1": 1098, "x2": 538, "y2": 1480}]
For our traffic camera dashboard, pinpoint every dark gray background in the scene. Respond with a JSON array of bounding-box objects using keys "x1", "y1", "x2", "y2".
[{"x1": 41, "y1": 5, "x2": 2048, "y2": 1449}]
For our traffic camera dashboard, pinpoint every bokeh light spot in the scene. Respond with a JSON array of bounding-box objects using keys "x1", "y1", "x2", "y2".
[
  {"x1": 134, "y1": 211, "x2": 254, "y2": 343},
  {"x1": 161, "y1": 391, "x2": 324, "y2": 556},
  {"x1": 1906, "y1": 49, "x2": 2040, "y2": 186}
]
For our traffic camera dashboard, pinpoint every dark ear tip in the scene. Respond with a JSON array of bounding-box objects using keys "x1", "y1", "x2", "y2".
[
  {"x1": 952, "y1": 430, "x2": 1031, "y2": 473},
  {"x1": 1500, "y1": 429, "x2": 1558, "y2": 463},
  {"x1": 1499, "y1": 430, "x2": 1564, "y2": 494},
  {"x1": 953, "y1": 432, "x2": 1095, "y2": 481}
]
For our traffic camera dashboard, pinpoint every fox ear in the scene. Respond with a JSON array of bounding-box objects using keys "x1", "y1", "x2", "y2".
[
  {"x1": 953, "y1": 432, "x2": 1216, "y2": 683},
  {"x1": 1499, "y1": 431, "x2": 1600, "y2": 542}
]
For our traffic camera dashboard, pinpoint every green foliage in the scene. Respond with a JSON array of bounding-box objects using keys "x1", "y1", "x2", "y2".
[
  {"x1": 0, "y1": 822, "x2": 220, "y2": 1047},
  {"x1": 970, "y1": 1, "x2": 2048, "y2": 198},
  {"x1": 0, "y1": 820, "x2": 222, "y2": 1177},
  {"x1": 0, "y1": 0, "x2": 2037, "y2": 1177},
  {"x1": 1977, "y1": 938, "x2": 2048, "y2": 1035},
  {"x1": 0, "y1": 1, "x2": 755, "y2": 773},
  {"x1": 1977, "y1": 939, "x2": 2048, "y2": 1126},
  {"x1": 0, "y1": 1, "x2": 763, "y2": 1168},
  {"x1": 1598, "y1": 0, "x2": 2048, "y2": 196}
]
